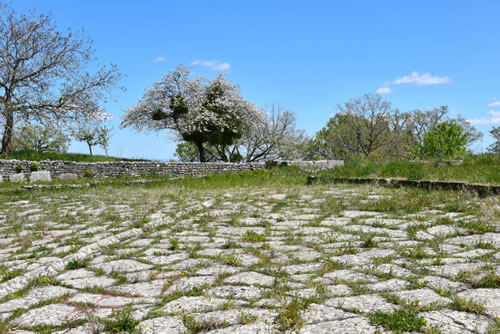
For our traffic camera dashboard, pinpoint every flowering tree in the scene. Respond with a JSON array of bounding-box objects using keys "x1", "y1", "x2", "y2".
[
  {"x1": 174, "y1": 105, "x2": 309, "y2": 162},
  {"x1": 121, "y1": 64, "x2": 261, "y2": 162},
  {"x1": 72, "y1": 104, "x2": 112, "y2": 156}
]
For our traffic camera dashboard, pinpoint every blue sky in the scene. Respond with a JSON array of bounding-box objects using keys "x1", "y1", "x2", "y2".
[{"x1": 12, "y1": 0, "x2": 500, "y2": 159}]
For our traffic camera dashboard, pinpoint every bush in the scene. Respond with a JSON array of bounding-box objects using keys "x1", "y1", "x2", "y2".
[
  {"x1": 416, "y1": 122, "x2": 469, "y2": 159},
  {"x1": 83, "y1": 169, "x2": 94, "y2": 178},
  {"x1": 30, "y1": 162, "x2": 39, "y2": 171},
  {"x1": 15, "y1": 164, "x2": 23, "y2": 173}
]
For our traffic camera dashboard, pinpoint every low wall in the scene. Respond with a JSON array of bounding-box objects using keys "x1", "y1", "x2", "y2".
[
  {"x1": 323, "y1": 177, "x2": 500, "y2": 197},
  {"x1": 0, "y1": 160, "x2": 266, "y2": 179},
  {"x1": 266, "y1": 160, "x2": 344, "y2": 168}
]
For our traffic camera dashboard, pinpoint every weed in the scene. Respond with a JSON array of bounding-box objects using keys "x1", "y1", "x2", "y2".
[
  {"x1": 102, "y1": 307, "x2": 139, "y2": 333},
  {"x1": 219, "y1": 254, "x2": 242, "y2": 266},
  {"x1": 450, "y1": 295, "x2": 485, "y2": 314},
  {"x1": 361, "y1": 234, "x2": 378, "y2": 248},
  {"x1": 65, "y1": 258, "x2": 88, "y2": 270},
  {"x1": 242, "y1": 230, "x2": 265, "y2": 242},
  {"x1": 169, "y1": 237, "x2": 180, "y2": 250},
  {"x1": 369, "y1": 309, "x2": 426, "y2": 333},
  {"x1": 275, "y1": 295, "x2": 306, "y2": 332}
]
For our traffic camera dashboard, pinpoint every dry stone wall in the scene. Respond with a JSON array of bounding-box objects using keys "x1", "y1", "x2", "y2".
[{"x1": 0, "y1": 160, "x2": 266, "y2": 179}]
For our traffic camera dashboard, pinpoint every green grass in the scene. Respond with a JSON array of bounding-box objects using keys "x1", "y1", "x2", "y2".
[
  {"x1": 274, "y1": 295, "x2": 306, "y2": 332},
  {"x1": 168, "y1": 166, "x2": 308, "y2": 189},
  {"x1": 368, "y1": 309, "x2": 427, "y2": 333},
  {"x1": 1, "y1": 150, "x2": 142, "y2": 162},
  {"x1": 102, "y1": 307, "x2": 140, "y2": 333},
  {"x1": 319, "y1": 154, "x2": 500, "y2": 184},
  {"x1": 242, "y1": 230, "x2": 266, "y2": 242}
]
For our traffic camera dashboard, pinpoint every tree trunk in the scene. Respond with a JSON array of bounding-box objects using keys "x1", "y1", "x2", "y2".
[
  {"x1": 1, "y1": 109, "x2": 14, "y2": 156},
  {"x1": 195, "y1": 141, "x2": 206, "y2": 162},
  {"x1": 88, "y1": 143, "x2": 93, "y2": 156}
]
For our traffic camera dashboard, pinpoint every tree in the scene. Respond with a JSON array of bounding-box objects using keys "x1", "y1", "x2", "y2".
[
  {"x1": 174, "y1": 142, "x2": 215, "y2": 162},
  {"x1": 173, "y1": 105, "x2": 309, "y2": 162},
  {"x1": 0, "y1": 2, "x2": 121, "y2": 155},
  {"x1": 405, "y1": 107, "x2": 482, "y2": 149},
  {"x1": 98, "y1": 126, "x2": 112, "y2": 156},
  {"x1": 309, "y1": 94, "x2": 394, "y2": 159},
  {"x1": 11, "y1": 122, "x2": 70, "y2": 152},
  {"x1": 488, "y1": 126, "x2": 500, "y2": 154},
  {"x1": 416, "y1": 121, "x2": 469, "y2": 158},
  {"x1": 121, "y1": 64, "x2": 260, "y2": 162},
  {"x1": 308, "y1": 97, "x2": 483, "y2": 160},
  {"x1": 237, "y1": 105, "x2": 309, "y2": 161},
  {"x1": 72, "y1": 107, "x2": 112, "y2": 155}
]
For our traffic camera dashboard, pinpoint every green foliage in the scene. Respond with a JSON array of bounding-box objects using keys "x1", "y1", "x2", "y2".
[
  {"x1": 488, "y1": 126, "x2": 500, "y2": 154},
  {"x1": 450, "y1": 295, "x2": 485, "y2": 314},
  {"x1": 275, "y1": 295, "x2": 306, "y2": 332},
  {"x1": 83, "y1": 169, "x2": 94, "y2": 179},
  {"x1": 30, "y1": 162, "x2": 39, "y2": 171},
  {"x1": 65, "y1": 258, "x2": 88, "y2": 270},
  {"x1": 242, "y1": 230, "x2": 265, "y2": 242},
  {"x1": 416, "y1": 121, "x2": 469, "y2": 159},
  {"x1": 15, "y1": 163, "x2": 23, "y2": 173},
  {"x1": 369, "y1": 309, "x2": 426, "y2": 333},
  {"x1": 102, "y1": 307, "x2": 139, "y2": 333},
  {"x1": 321, "y1": 154, "x2": 500, "y2": 184},
  {"x1": 168, "y1": 238, "x2": 180, "y2": 250},
  {"x1": 11, "y1": 123, "x2": 70, "y2": 153}
]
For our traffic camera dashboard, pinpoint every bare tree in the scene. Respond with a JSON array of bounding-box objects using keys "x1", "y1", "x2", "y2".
[
  {"x1": 334, "y1": 93, "x2": 394, "y2": 158},
  {"x1": 237, "y1": 105, "x2": 308, "y2": 161},
  {"x1": 0, "y1": 2, "x2": 121, "y2": 155}
]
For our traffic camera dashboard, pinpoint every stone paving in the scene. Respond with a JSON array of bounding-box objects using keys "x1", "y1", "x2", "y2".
[{"x1": 0, "y1": 184, "x2": 498, "y2": 333}]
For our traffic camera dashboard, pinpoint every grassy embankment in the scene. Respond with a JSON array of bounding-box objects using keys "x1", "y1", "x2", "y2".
[{"x1": 318, "y1": 154, "x2": 500, "y2": 185}]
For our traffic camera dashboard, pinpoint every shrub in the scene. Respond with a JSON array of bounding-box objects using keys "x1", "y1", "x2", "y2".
[
  {"x1": 416, "y1": 121, "x2": 469, "y2": 159},
  {"x1": 30, "y1": 162, "x2": 39, "y2": 171},
  {"x1": 83, "y1": 169, "x2": 94, "y2": 178},
  {"x1": 15, "y1": 163, "x2": 23, "y2": 173}
]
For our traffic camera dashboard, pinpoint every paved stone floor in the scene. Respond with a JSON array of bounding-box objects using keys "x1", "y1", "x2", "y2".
[{"x1": 0, "y1": 184, "x2": 498, "y2": 333}]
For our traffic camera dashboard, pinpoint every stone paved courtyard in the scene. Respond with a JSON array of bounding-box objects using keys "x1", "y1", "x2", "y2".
[{"x1": 0, "y1": 182, "x2": 498, "y2": 333}]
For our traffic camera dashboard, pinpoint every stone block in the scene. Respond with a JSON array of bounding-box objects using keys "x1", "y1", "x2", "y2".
[
  {"x1": 29, "y1": 171, "x2": 52, "y2": 182},
  {"x1": 9, "y1": 173, "x2": 26, "y2": 182},
  {"x1": 58, "y1": 173, "x2": 78, "y2": 180}
]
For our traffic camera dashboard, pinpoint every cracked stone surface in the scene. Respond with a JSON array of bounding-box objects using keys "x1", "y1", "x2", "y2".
[{"x1": 0, "y1": 182, "x2": 498, "y2": 333}]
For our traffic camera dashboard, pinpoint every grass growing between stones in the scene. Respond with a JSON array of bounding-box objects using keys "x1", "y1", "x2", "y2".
[
  {"x1": 369, "y1": 309, "x2": 427, "y2": 333},
  {"x1": 102, "y1": 307, "x2": 140, "y2": 333},
  {"x1": 275, "y1": 295, "x2": 306, "y2": 332},
  {"x1": 0, "y1": 170, "x2": 498, "y2": 333}
]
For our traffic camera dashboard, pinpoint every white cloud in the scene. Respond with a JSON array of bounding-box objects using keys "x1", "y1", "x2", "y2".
[
  {"x1": 488, "y1": 110, "x2": 500, "y2": 117},
  {"x1": 466, "y1": 110, "x2": 500, "y2": 125},
  {"x1": 376, "y1": 87, "x2": 392, "y2": 94},
  {"x1": 153, "y1": 56, "x2": 166, "y2": 62},
  {"x1": 488, "y1": 101, "x2": 500, "y2": 107},
  {"x1": 393, "y1": 72, "x2": 450, "y2": 85},
  {"x1": 192, "y1": 60, "x2": 230, "y2": 71}
]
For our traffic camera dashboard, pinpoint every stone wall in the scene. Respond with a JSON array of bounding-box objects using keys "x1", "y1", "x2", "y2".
[
  {"x1": 0, "y1": 160, "x2": 266, "y2": 179},
  {"x1": 266, "y1": 160, "x2": 344, "y2": 169}
]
